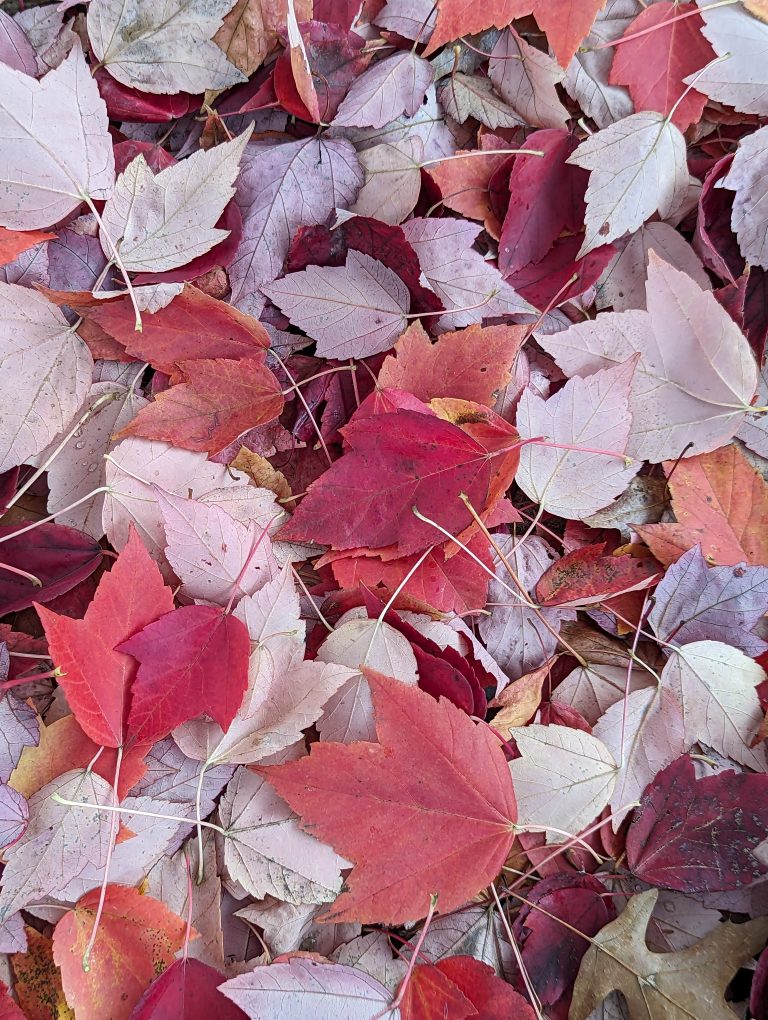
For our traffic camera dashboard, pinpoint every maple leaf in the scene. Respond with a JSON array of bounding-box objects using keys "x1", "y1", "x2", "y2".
[
  {"x1": 87, "y1": 0, "x2": 245, "y2": 94},
  {"x1": 534, "y1": 544, "x2": 661, "y2": 608},
  {"x1": 0, "y1": 282, "x2": 92, "y2": 473},
  {"x1": 570, "y1": 888, "x2": 768, "y2": 1020},
  {"x1": 36, "y1": 526, "x2": 174, "y2": 747},
  {"x1": 129, "y1": 958, "x2": 248, "y2": 1020},
  {"x1": 118, "y1": 356, "x2": 284, "y2": 454},
  {"x1": 430, "y1": 957, "x2": 536, "y2": 1019},
  {"x1": 688, "y1": 0, "x2": 768, "y2": 115},
  {"x1": 609, "y1": 2, "x2": 714, "y2": 131},
  {"x1": 118, "y1": 604, "x2": 251, "y2": 745},
  {"x1": 489, "y1": 28, "x2": 569, "y2": 130},
  {"x1": 277, "y1": 406, "x2": 522, "y2": 556},
  {"x1": 438, "y1": 74, "x2": 525, "y2": 131},
  {"x1": 626, "y1": 755, "x2": 768, "y2": 893},
  {"x1": 635, "y1": 444, "x2": 768, "y2": 566},
  {"x1": 378, "y1": 321, "x2": 526, "y2": 406},
  {"x1": 333, "y1": 51, "x2": 433, "y2": 128},
  {"x1": 423, "y1": 0, "x2": 526, "y2": 58},
  {"x1": 0, "y1": 40, "x2": 114, "y2": 230},
  {"x1": 261, "y1": 669, "x2": 517, "y2": 923},
  {"x1": 53, "y1": 885, "x2": 187, "y2": 1020},
  {"x1": 0, "y1": 228, "x2": 55, "y2": 268}
]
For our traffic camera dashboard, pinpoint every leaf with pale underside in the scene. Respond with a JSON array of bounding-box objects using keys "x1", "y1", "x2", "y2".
[
  {"x1": 563, "y1": 0, "x2": 634, "y2": 131},
  {"x1": 229, "y1": 137, "x2": 363, "y2": 316},
  {"x1": 158, "y1": 491, "x2": 278, "y2": 607},
  {"x1": 316, "y1": 614, "x2": 419, "y2": 744},
  {"x1": 437, "y1": 74, "x2": 525, "y2": 130},
  {"x1": 0, "y1": 40, "x2": 113, "y2": 230},
  {"x1": 537, "y1": 255, "x2": 758, "y2": 462},
  {"x1": 0, "y1": 770, "x2": 111, "y2": 922},
  {"x1": 649, "y1": 545, "x2": 768, "y2": 655},
  {"x1": 87, "y1": 0, "x2": 246, "y2": 94},
  {"x1": 570, "y1": 889, "x2": 768, "y2": 1020},
  {"x1": 350, "y1": 137, "x2": 424, "y2": 226},
  {"x1": 685, "y1": 0, "x2": 768, "y2": 115},
  {"x1": 515, "y1": 360, "x2": 640, "y2": 519},
  {"x1": 263, "y1": 251, "x2": 410, "y2": 360},
  {"x1": 489, "y1": 27, "x2": 570, "y2": 130},
  {"x1": 660, "y1": 640, "x2": 768, "y2": 770},
  {"x1": 220, "y1": 960, "x2": 398, "y2": 1020},
  {"x1": 334, "y1": 51, "x2": 433, "y2": 128},
  {"x1": 402, "y1": 217, "x2": 533, "y2": 328},
  {"x1": 219, "y1": 767, "x2": 348, "y2": 905},
  {"x1": 592, "y1": 688, "x2": 685, "y2": 830},
  {"x1": 508, "y1": 724, "x2": 618, "y2": 843},
  {"x1": 0, "y1": 282, "x2": 92, "y2": 474},
  {"x1": 722, "y1": 123, "x2": 768, "y2": 270},
  {"x1": 567, "y1": 111, "x2": 689, "y2": 255},
  {"x1": 100, "y1": 129, "x2": 252, "y2": 274}
]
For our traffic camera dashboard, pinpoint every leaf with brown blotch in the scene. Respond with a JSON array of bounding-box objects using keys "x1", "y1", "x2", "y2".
[
  {"x1": 260, "y1": 669, "x2": 517, "y2": 924},
  {"x1": 570, "y1": 888, "x2": 768, "y2": 1020}
]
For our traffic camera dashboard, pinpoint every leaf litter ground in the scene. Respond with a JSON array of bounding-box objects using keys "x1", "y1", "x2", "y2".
[{"x1": 0, "y1": 0, "x2": 767, "y2": 1018}]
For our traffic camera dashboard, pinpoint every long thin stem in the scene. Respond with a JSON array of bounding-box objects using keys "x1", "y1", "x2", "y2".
[
  {"x1": 363, "y1": 546, "x2": 434, "y2": 667},
  {"x1": 51, "y1": 793, "x2": 228, "y2": 836},
  {"x1": 490, "y1": 885, "x2": 545, "y2": 1019},
  {"x1": 589, "y1": 0, "x2": 738, "y2": 51},
  {"x1": 377, "y1": 894, "x2": 438, "y2": 1019},
  {"x1": 419, "y1": 148, "x2": 544, "y2": 168},
  {"x1": 194, "y1": 760, "x2": 210, "y2": 885},
  {"x1": 80, "y1": 194, "x2": 143, "y2": 332},
  {"x1": 82, "y1": 745, "x2": 123, "y2": 971},
  {"x1": 0, "y1": 561, "x2": 42, "y2": 587},
  {"x1": 270, "y1": 348, "x2": 333, "y2": 467},
  {"x1": 0, "y1": 488, "x2": 111, "y2": 544}
]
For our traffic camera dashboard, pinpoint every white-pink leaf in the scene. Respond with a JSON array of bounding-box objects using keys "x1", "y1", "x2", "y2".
[
  {"x1": 263, "y1": 250, "x2": 410, "y2": 359},
  {"x1": 401, "y1": 217, "x2": 533, "y2": 328},
  {"x1": 351, "y1": 137, "x2": 424, "y2": 225},
  {"x1": 375, "y1": 0, "x2": 435, "y2": 43},
  {"x1": 489, "y1": 27, "x2": 570, "y2": 130},
  {"x1": 567, "y1": 111, "x2": 688, "y2": 255},
  {"x1": 0, "y1": 696, "x2": 38, "y2": 784},
  {"x1": 87, "y1": 0, "x2": 245, "y2": 94},
  {"x1": 229, "y1": 137, "x2": 363, "y2": 317},
  {"x1": 722, "y1": 123, "x2": 768, "y2": 270},
  {"x1": 0, "y1": 39, "x2": 113, "y2": 230},
  {"x1": 0, "y1": 784, "x2": 28, "y2": 850},
  {"x1": 0, "y1": 10, "x2": 37, "y2": 74},
  {"x1": 220, "y1": 958, "x2": 397, "y2": 1019},
  {"x1": 437, "y1": 74, "x2": 525, "y2": 130},
  {"x1": 0, "y1": 282, "x2": 93, "y2": 473},
  {"x1": 516, "y1": 360, "x2": 639, "y2": 519},
  {"x1": 158, "y1": 490, "x2": 278, "y2": 607},
  {"x1": 219, "y1": 768, "x2": 348, "y2": 905},
  {"x1": 333, "y1": 51, "x2": 432, "y2": 129},
  {"x1": 537, "y1": 254, "x2": 758, "y2": 462},
  {"x1": 592, "y1": 688, "x2": 685, "y2": 829},
  {"x1": 686, "y1": 0, "x2": 768, "y2": 115},
  {"x1": 100, "y1": 129, "x2": 252, "y2": 274}
]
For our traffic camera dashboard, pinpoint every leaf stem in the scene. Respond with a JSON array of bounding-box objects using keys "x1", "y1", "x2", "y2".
[
  {"x1": 0, "y1": 488, "x2": 111, "y2": 544},
  {"x1": 80, "y1": 193, "x2": 143, "y2": 332},
  {"x1": 82, "y1": 744, "x2": 122, "y2": 972},
  {"x1": 51, "y1": 792, "x2": 228, "y2": 835},
  {"x1": 588, "y1": 0, "x2": 739, "y2": 51}
]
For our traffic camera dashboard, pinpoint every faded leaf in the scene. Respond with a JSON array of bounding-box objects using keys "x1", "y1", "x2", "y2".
[
  {"x1": 334, "y1": 51, "x2": 432, "y2": 128},
  {"x1": 687, "y1": 0, "x2": 768, "y2": 115},
  {"x1": 438, "y1": 74, "x2": 525, "y2": 130},
  {"x1": 489, "y1": 27, "x2": 570, "y2": 130}
]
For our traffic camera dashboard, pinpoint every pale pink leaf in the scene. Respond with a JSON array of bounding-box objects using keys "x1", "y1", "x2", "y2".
[
  {"x1": 87, "y1": 0, "x2": 246, "y2": 94},
  {"x1": 722, "y1": 124, "x2": 768, "y2": 269},
  {"x1": 0, "y1": 770, "x2": 111, "y2": 922},
  {"x1": 103, "y1": 437, "x2": 285, "y2": 573},
  {"x1": 515, "y1": 360, "x2": 640, "y2": 519},
  {"x1": 375, "y1": 0, "x2": 436, "y2": 43},
  {"x1": 593, "y1": 688, "x2": 685, "y2": 829},
  {"x1": 508, "y1": 724, "x2": 618, "y2": 843},
  {"x1": 553, "y1": 662, "x2": 655, "y2": 726},
  {"x1": 333, "y1": 51, "x2": 433, "y2": 128},
  {"x1": 263, "y1": 250, "x2": 409, "y2": 359},
  {"x1": 478, "y1": 536, "x2": 574, "y2": 682},
  {"x1": 0, "y1": 282, "x2": 93, "y2": 473},
  {"x1": 332, "y1": 932, "x2": 408, "y2": 994},
  {"x1": 401, "y1": 217, "x2": 533, "y2": 328},
  {"x1": 437, "y1": 74, "x2": 526, "y2": 130},
  {"x1": 40, "y1": 377, "x2": 148, "y2": 540},
  {"x1": 219, "y1": 958, "x2": 397, "y2": 1019},
  {"x1": 219, "y1": 768, "x2": 348, "y2": 905},
  {"x1": 351, "y1": 137, "x2": 424, "y2": 225},
  {"x1": 158, "y1": 490, "x2": 279, "y2": 607},
  {"x1": 0, "y1": 39, "x2": 113, "y2": 229},
  {"x1": 738, "y1": 367, "x2": 768, "y2": 459},
  {"x1": 567, "y1": 112, "x2": 689, "y2": 255},
  {"x1": 0, "y1": 696, "x2": 38, "y2": 784},
  {"x1": 596, "y1": 222, "x2": 710, "y2": 312},
  {"x1": 563, "y1": 0, "x2": 636, "y2": 130},
  {"x1": 419, "y1": 904, "x2": 514, "y2": 974},
  {"x1": 229, "y1": 137, "x2": 363, "y2": 317},
  {"x1": 100, "y1": 129, "x2": 252, "y2": 273},
  {"x1": 315, "y1": 611, "x2": 418, "y2": 745},
  {"x1": 685, "y1": 0, "x2": 768, "y2": 115},
  {"x1": 489, "y1": 27, "x2": 570, "y2": 130},
  {"x1": 537, "y1": 255, "x2": 758, "y2": 462},
  {"x1": 0, "y1": 10, "x2": 37, "y2": 74},
  {"x1": 660, "y1": 640, "x2": 768, "y2": 771},
  {"x1": 0, "y1": 784, "x2": 28, "y2": 850}
]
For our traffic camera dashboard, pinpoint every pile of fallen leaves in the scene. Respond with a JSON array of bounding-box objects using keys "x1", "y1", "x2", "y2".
[{"x1": 1, "y1": 0, "x2": 768, "y2": 1016}]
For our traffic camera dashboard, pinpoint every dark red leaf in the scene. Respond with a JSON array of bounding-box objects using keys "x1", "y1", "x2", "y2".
[
  {"x1": 0, "y1": 523, "x2": 102, "y2": 616},
  {"x1": 129, "y1": 958, "x2": 248, "y2": 1020}
]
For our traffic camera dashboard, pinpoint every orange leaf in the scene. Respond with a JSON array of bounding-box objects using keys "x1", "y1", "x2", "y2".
[
  {"x1": 52, "y1": 886, "x2": 187, "y2": 1020},
  {"x1": 12, "y1": 928, "x2": 74, "y2": 1020},
  {"x1": 635, "y1": 445, "x2": 768, "y2": 567},
  {"x1": 0, "y1": 227, "x2": 55, "y2": 268}
]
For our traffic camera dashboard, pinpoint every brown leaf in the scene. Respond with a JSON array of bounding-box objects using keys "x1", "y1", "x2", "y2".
[{"x1": 570, "y1": 889, "x2": 768, "y2": 1020}]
